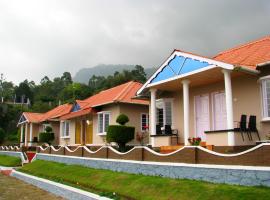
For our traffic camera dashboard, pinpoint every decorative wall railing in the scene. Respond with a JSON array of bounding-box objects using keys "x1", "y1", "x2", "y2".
[
  {"x1": 35, "y1": 144, "x2": 270, "y2": 167},
  {"x1": 1, "y1": 144, "x2": 270, "y2": 166},
  {"x1": 0, "y1": 146, "x2": 21, "y2": 151}
]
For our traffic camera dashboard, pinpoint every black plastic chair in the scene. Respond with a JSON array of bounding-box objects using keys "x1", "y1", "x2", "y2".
[
  {"x1": 164, "y1": 125, "x2": 172, "y2": 135},
  {"x1": 248, "y1": 115, "x2": 261, "y2": 141},
  {"x1": 156, "y1": 124, "x2": 162, "y2": 135},
  {"x1": 234, "y1": 114, "x2": 249, "y2": 141}
]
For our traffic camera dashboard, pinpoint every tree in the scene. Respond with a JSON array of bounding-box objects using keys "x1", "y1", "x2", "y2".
[
  {"x1": 59, "y1": 83, "x2": 92, "y2": 102},
  {"x1": 116, "y1": 114, "x2": 129, "y2": 125},
  {"x1": 131, "y1": 65, "x2": 147, "y2": 83},
  {"x1": 61, "y1": 72, "x2": 73, "y2": 86},
  {"x1": 0, "y1": 128, "x2": 5, "y2": 144},
  {"x1": 39, "y1": 126, "x2": 55, "y2": 145},
  {"x1": 15, "y1": 80, "x2": 34, "y2": 103},
  {"x1": 106, "y1": 114, "x2": 134, "y2": 152}
]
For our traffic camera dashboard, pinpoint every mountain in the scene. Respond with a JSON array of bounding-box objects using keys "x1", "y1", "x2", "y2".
[{"x1": 73, "y1": 64, "x2": 157, "y2": 84}]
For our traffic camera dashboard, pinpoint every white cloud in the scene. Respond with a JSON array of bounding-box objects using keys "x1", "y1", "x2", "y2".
[{"x1": 0, "y1": 0, "x2": 269, "y2": 84}]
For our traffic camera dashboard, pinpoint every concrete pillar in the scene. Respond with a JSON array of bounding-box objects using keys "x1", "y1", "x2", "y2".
[
  {"x1": 222, "y1": 69, "x2": 235, "y2": 146},
  {"x1": 182, "y1": 80, "x2": 190, "y2": 145},
  {"x1": 29, "y1": 123, "x2": 33, "y2": 146},
  {"x1": 20, "y1": 125, "x2": 24, "y2": 147},
  {"x1": 25, "y1": 123, "x2": 28, "y2": 146},
  {"x1": 150, "y1": 88, "x2": 157, "y2": 146}
]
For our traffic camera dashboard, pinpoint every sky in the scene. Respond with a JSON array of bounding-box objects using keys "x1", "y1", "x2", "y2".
[{"x1": 0, "y1": 0, "x2": 269, "y2": 84}]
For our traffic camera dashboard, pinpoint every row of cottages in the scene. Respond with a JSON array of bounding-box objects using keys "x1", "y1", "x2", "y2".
[
  {"x1": 18, "y1": 81, "x2": 149, "y2": 146},
  {"x1": 18, "y1": 35, "x2": 270, "y2": 151},
  {"x1": 137, "y1": 35, "x2": 270, "y2": 150},
  {"x1": 18, "y1": 104, "x2": 72, "y2": 146}
]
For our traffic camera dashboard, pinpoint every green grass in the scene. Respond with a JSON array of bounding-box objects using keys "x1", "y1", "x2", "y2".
[
  {"x1": 19, "y1": 160, "x2": 270, "y2": 200},
  {"x1": 0, "y1": 155, "x2": 21, "y2": 167}
]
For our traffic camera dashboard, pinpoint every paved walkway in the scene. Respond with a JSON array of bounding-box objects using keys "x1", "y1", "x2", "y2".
[{"x1": 0, "y1": 174, "x2": 63, "y2": 200}]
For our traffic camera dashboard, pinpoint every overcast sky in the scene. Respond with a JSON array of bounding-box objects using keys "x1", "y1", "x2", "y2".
[{"x1": 0, "y1": 0, "x2": 269, "y2": 84}]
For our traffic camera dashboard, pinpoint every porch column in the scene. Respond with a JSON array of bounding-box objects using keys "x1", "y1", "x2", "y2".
[
  {"x1": 20, "y1": 125, "x2": 24, "y2": 146},
  {"x1": 29, "y1": 123, "x2": 33, "y2": 146},
  {"x1": 150, "y1": 88, "x2": 157, "y2": 146},
  {"x1": 182, "y1": 80, "x2": 190, "y2": 145},
  {"x1": 24, "y1": 123, "x2": 28, "y2": 146},
  {"x1": 222, "y1": 69, "x2": 235, "y2": 146}
]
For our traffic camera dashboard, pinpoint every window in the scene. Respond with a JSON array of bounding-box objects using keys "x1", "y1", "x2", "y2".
[
  {"x1": 261, "y1": 78, "x2": 270, "y2": 118},
  {"x1": 156, "y1": 99, "x2": 173, "y2": 127},
  {"x1": 141, "y1": 113, "x2": 149, "y2": 131},
  {"x1": 98, "y1": 112, "x2": 110, "y2": 134},
  {"x1": 42, "y1": 123, "x2": 52, "y2": 132},
  {"x1": 61, "y1": 121, "x2": 70, "y2": 137}
]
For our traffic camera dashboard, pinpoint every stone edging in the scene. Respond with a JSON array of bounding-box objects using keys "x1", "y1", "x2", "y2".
[
  {"x1": 37, "y1": 153, "x2": 270, "y2": 187},
  {"x1": 11, "y1": 170, "x2": 111, "y2": 200}
]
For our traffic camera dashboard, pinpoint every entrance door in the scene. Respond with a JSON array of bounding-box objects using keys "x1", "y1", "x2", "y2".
[
  {"x1": 195, "y1": 95, "x2": 210, "y2": 141},
  {"x1": 213, "y1": 92, "x2": 227, "y2": 130},
  {"x1": 75, "y1": 121, "x2": 81, "y2": 144},
  {"x1": 85, "y1": 121, "x2": 93, "y2": 144}
]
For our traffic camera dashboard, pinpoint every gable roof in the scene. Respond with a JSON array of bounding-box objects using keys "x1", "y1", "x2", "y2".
[
  {"x1": 83, "y1": 81, "x2": 149, "y2": 107},
  {"x1": 40, "y1": 103, "x2": 72, "y2": 121},
  {"x1": 60, "y1": 81, "x2": 149, "y2": 120},
  {"x1": 137, "y1": 50, "x2": 234, "y2": 95},
  {"x1": 213, "y1": 35, "x2": 270, "y2": 69},
  {"x1": 19, "y1": 103, "x2": 72, "y2": 124},
  {"x1": 21, "y1": 112, "x2": 44, "y2": 123}
]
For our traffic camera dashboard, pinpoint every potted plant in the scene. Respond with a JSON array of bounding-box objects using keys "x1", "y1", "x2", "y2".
[{"x1": 188, "y1": 137, "x2": 201, "y2": 146}]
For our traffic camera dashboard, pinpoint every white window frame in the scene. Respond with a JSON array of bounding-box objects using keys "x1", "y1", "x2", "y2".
[
  {"x1": 42, "y1": 123, "x2": 52, "y2": 132},
  {"x1": 260, "y1": 76, "x2": 270, "y2": 121},
  {"x1": 156, "y1": 98, "x2": 173, "y2": 128},
  {"x1": 97, "y1": 111, "x2": 111, "y2": 135},
  {"x1": 61, "y1": 120, "x2": 70, "y2": 138},
  {"x1": 141, "y1": 113, "x2": 149, "y2": 132}
]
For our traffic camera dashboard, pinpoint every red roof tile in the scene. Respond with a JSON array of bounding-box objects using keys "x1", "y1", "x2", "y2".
[
  {"x1": 60, "y1": 81, "x2": 149, "y2": 120},
  {"x1": 213, "y1": 35, "x2": 270, "y2": 69},
  {"x1": 60, "y1": 107, "x2": 95, "y2": 120},
  {"x1": 40, "y1": 103, "x2": 72, "y2": 121},
  {"x1": 23, "y1": 112, "x2": 44, "y2": 123},
  {"x1": 22, "y1": 103, "x2": 72, "y2": 123},
  {"x1": 82, "y1": 81, "x2": 149, "y2": 107}
]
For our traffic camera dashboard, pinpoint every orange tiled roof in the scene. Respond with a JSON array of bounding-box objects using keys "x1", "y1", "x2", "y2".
[
  {"x1": 82, "y1": 81, "x2": 149, "y2": 107},
  {"x1": 213, "y1": 35, "x2": 270, "y2": 69},
  {"x1": 60, "y1": 81, "x2": 149, "y2": 120},
  {"x1": 23, "y1": 112, "x2": 44, "y2": 123},
  {"x1": 60, "y1": 107, "x2": 95, "y2": 120},
  {"x1": 40, "y1": 103, "x2": 72, "y2": 121},
  {"x1": 22, "y1": 103, "x2": 72, "y2": 123}
]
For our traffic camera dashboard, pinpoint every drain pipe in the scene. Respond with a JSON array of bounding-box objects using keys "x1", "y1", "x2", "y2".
[{"x1": 233, "y1": 66, "x2": 260, "y2": 75}]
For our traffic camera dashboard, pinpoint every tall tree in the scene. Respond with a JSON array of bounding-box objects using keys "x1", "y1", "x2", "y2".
[
  {"x1": 15, "y1": 80, "x2": 34, "y2": 103},
  {"x1": 61, "y1": 72, "x2": 73, "y2": 86}
]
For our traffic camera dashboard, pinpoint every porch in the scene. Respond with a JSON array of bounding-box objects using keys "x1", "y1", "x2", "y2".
[{"x1": 138, "y1": 50, "x2": 263, "y2": 148}]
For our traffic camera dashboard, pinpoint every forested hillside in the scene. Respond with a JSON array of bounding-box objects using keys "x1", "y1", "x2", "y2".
[{"x1": 74, "y1": 64, "x2": 156, "y2": 84}]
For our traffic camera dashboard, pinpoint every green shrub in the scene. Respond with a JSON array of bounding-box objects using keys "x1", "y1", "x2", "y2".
[
  {"x1": 45, "y1": 126, "x2": 53, "y2": 133},
  {"x1": 106, "y1": 125, "x2": 134, "y2": 152},
  {"x1": 0, "y1": 128, "x2": 5, "y2": 144},
  {"x1": 116, "y1": 114, "x2": 129, "y2": 125},
  {"x1": 39, "y1": 132, "x2": 55, "y2": 145}
]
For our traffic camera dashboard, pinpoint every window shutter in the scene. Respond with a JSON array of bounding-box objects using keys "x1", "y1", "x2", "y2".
[
  {"x1": 165, "y1": 101, "x2": 172, "y2": 126},
  {"x1": 104, "y1": 113, "x2": 110, "y2": 132},
  {"x1": 98, "y1": 114, "x2": 103, "y2": 133}
]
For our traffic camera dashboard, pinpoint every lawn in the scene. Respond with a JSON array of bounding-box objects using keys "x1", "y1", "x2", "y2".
[
  {"x1": 0, "y1": 154, "x2": 21, "y2": 167},
  {"x1": 19, "y1": 160, "x2": 270, "y2": 200}
]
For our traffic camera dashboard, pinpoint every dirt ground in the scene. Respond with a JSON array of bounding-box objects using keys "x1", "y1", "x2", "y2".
[{"x1": 0, "y1": 174, "x2": 64, "y2": 200}]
